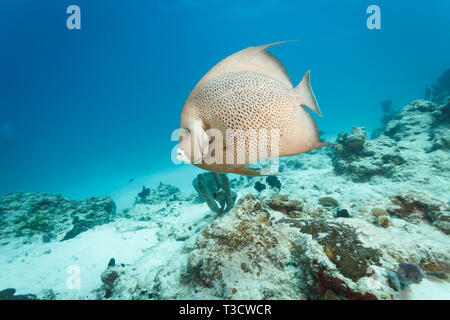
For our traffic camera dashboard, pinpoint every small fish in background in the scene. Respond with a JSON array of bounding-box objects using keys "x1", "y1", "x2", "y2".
[
  {"x1": 128, "y1": 178, "x2": 134, "y2": 183},
  {"x1": 178, "y1": 41, "x2": 334, "y2": 176},
  {"x1": 396, "y1": 263, "x2": 425, "y2": 286}
]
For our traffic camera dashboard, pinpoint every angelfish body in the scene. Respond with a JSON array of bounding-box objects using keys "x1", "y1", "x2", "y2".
[{"x1": 179, "y1": 41, "x2": 331, "y2": 176}]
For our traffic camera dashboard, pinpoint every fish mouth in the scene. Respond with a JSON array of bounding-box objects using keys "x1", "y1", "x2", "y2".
[
  {"x1": 176, "y1": 147, "x2": 211, "y2": 164},
  {"x1": 176, "y1": 148, "x2": 192, "y2": 164}
]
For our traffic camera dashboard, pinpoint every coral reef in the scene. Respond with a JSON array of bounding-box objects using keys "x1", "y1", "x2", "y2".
[
  {"x1": 0, "y1": 193, "x2": 115, "y2": 243},
  {"x1": 154, "y1": 195, "x2": 306, "y2": 299},
  {"x1": 428, "y1": 100, "x2": 450, "y2": 152},
  {"x1": 387, "y1": 190, "x2": 449, "y2": 234},
  {"x1": 381, "y1": 98, "x2": 449, "y2": 153},
  {"x1": 332, "y1": 127, "x2": 404, "y2": 182},
  {"x1": 372, "y1": 208, "x2": 387, "y2": 217},
  {"x1": 1, "y1": 96, "x2": 449, "y2": 301},
  {"x1": 385, "y1": 100, "x2": 436, "y2": 140},
  {"x1": 0, "y1": 288, "x2": 37, "y2": 300},
  {"x1": 332, "y1": 99, "x2": 450, "y2": 183},
  {"x1": 95, "y1": 260, "x2": 145, "y2": 300},
  {"x1": 135, "y1": 182, "x2": 190, "y2": 205},
  {"x1": 336, "y1": 126, "x2": 367, "y2": 154},
  {"x1": 267, "y1": 195, "x2": 332, "y2": 219},
  {"x1": 426, "y1": 69, "x2": 450, "y2": 105},
  {"x1": 374, "y1": 215, "x2": 390, "y2": 228},
  {"x1": 151, "y1": 195, "x2": 449, "y2": 300}
]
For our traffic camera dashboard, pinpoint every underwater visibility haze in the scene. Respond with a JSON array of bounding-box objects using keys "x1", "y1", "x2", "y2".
[{"x1": 0, "y1": 0, "x2": 449, "y2": 301}]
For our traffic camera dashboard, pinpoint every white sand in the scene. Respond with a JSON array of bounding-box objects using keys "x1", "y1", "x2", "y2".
[
  {"x1": 402, "y1": 278, "x2": 450, "y2": 300},
  {"x1": 0, "y1": 199, "x2": 211, "y2": 299},
  {"x1": 0, "y1": 223, "x2": 159, "y2": 299}
]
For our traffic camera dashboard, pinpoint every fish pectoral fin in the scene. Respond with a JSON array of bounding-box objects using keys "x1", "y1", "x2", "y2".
[
  {"x1": 208, "y1": 115, "x2": 227, "y2": 152},
  {"x1": 209, "y1": 115, "x2": 227, "y2": 139},
  {"x1": 199, "y1": 129, "x2": 210, "y2": 153},
  {"x1": 232, "y1": 166, "x2": 281, "y2": 177},
  {"x1": 321, "y1": 142, "x2": 339, "y2": 147},
  {"x1": 295, "y1": 70, "x2": 322, "y2": 117},
  {"x1": 191, "y1": 127, "x2": 209, "y2": 163}
]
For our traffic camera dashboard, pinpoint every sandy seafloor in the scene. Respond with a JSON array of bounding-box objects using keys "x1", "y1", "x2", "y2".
[{"x1": 0, "y1": 98, "x2": 449, "y2": 300}]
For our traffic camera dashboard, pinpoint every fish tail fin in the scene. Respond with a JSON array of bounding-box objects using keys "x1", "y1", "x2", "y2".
[{"x1": 294, "y1": 70, "x2": 322, "y2": 117}]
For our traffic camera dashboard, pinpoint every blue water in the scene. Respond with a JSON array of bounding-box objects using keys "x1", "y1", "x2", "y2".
[{"x1": 0, "y1": 0, "x2": 449, "y2": 200}]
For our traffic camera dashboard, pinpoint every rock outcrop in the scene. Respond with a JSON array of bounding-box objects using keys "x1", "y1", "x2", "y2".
[
  {"x1": 332, "y1": 99, "x2": 449, "y2": 183},
  {"x1": 134, "y1": 182, "x2": 191, "y2": 205},
  {"x1": 385, "y1": 100, "x2": 436, "y2": 140},
  {"x1": 154, "y1": 195, "x2": 303, "y2": 299},
  {"x1": 387, "y1": 190, "x2": 449, "y2": 234},
  {"x1": 1, "y1": 96, "x2": 449, "y2": 301},
  {"x1": 383, "y1": 99, "x2": 449, "y2": 153},
  {"x1": 332, "y1": 127, "x2": 404, "y2": 182},
  {"x1": 428, "y1": 69, "x2": 450, "y2": 105},
  {"x1": 151, "y1": 195, "x2": 450, "y2": 300},
  {"x1": 0, "y1": 192, "x2": 115, "y2": 243}
]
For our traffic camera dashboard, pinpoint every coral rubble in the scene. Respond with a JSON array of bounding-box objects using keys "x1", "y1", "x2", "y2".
[
  {"x1": 428, "y1": 69, "x2": 450, "y2": 105},
  {"x1": 332, "y1": 98, "x2": 450, "y2": 184},
  {"x1": 0, "y1": 192, "x2": 115, "y2": 243},
  {"x1": 387, "y1": 190, "x2": 449, "y2": 234},
  {"x1": 135, "y1": 182, "x2": 190, "y2": 205},
  {"x1": 151, "y1": 195, "x2": 449, "y2": 300},
  {"x1": 332, "y1": 127, "x2": 403, "y2": 182}
]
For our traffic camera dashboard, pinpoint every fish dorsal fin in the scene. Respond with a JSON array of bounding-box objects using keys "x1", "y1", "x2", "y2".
[{"x1": 196, "y1": 41, "x2": 295, "y2": 89}]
